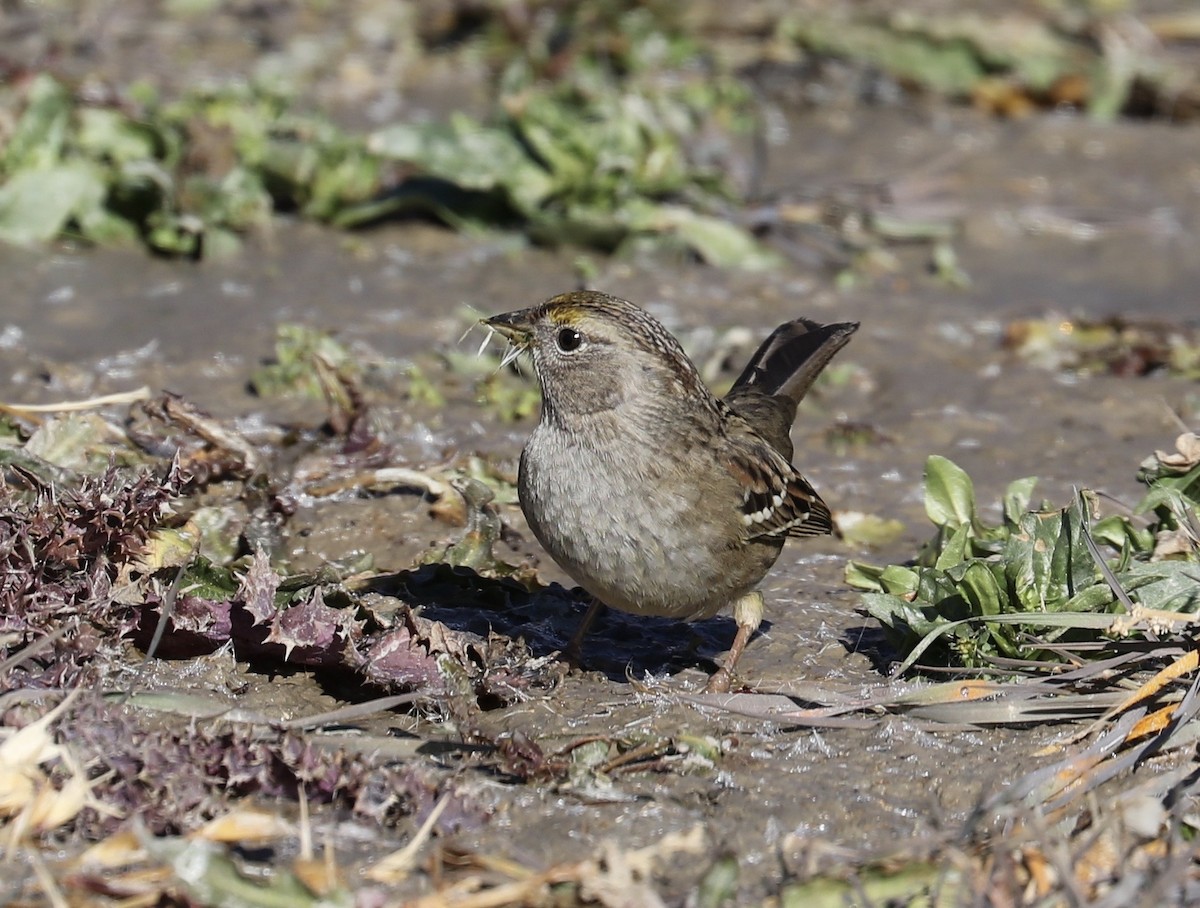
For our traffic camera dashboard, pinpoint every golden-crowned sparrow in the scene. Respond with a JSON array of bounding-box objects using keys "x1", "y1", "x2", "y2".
[{"x1": 483, "y1": 290, "x2": 857, "y2": 692}]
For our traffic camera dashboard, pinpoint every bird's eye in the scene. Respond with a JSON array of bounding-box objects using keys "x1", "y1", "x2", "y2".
[{"x1": 555, "y1": 327, "x2": 583, "y2": 353}]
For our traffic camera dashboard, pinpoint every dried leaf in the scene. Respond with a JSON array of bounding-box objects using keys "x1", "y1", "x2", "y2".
[
  {"x1": 195, "y1": 806, "x2": 293, "y2": 844},
  {"x1": 264, "y1": 588, "x2": 363, "y2": 664},
  {"x1": 238, "y1": 549, "x2": 281, "y2": 626}
]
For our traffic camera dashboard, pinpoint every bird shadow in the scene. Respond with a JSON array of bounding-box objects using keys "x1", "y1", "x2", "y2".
[
  {"x1": 839, "y1": 620, "x2": 900, "y2": 676},
  {"x1": 366, "y1": 563, "x2": 747, "y2": 682},
  {"x1": 574, "y1": 607, "x2": 746, "y2": 682}
]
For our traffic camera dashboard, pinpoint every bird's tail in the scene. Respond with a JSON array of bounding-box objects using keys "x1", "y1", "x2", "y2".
[{"x1": 730, "y1": 317, "x2": 860, "y2": 408}]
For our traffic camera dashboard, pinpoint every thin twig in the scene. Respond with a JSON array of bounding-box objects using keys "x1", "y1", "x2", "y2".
[{"x1": 0, "y1": 386, "x2": 151, "y2": 413}]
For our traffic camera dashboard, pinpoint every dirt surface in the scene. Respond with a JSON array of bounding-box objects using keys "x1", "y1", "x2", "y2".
[{"x1": 2, "y1": 2, "x2": 1199, "y2": 904}]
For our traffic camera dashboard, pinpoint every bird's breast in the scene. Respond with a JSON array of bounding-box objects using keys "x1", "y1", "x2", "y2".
[{"x1": 518, "y1": 422, "x2": 779, "y2": 619}]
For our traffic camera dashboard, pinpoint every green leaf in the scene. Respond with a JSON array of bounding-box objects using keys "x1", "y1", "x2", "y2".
[
  {"x1": 1004, "y1": 508, "x2": 1061, "y2": 610},
  {"x1": 838, "y1": 513, "x2": 907, "y2": 549},
  {"x1": 958, "y1": 561, "x2": 1005, "y2": 618},
  {"x1": 145, "y1": 211, "x2": 202, "y2": 257},
  {"x1": 1136, "y1": 463, "x2": 1200, "y2": 519},
  {"x1": 75, "y1": 205, "x2": 142, "y2": 247},
  {"x1": 913, "y1": 567, "x2": 967, "y2": 618},
  {"x1": 1001, "y1": 496, "x2": 1097, "y2": 613},
  {"x1": 878, "y1": 564, "x2": 919, "y2": 597},
  {"x1": 786, "y1": 17, "x2": 987, "y2": 96},
  {"x1": 858, "y1": 436, "x2": 1200, "y2": 672},
  {"x1": 638, "y1": 204, "x2": 781, "y2": 270},
  {"x1": 1111, "y1": 561, "x2": 1200, "y2": 613},
  {"x1": 180, "y1": 556, "x2": 241, "y2": 601},
  {"x1": 845, "y1": 560, "x2": 886, "y2": 591},
  {"x1": 23, "y1": 413, "x2": 113, "y2": 470},
  {"x1": 1091, "y1": 514, "x2": 1153, "y2": 557},
  {"x1": 780, "y1": 859, "x2": 958, "y2": 908},
  {"x1": 250, "y1": 324, "x2": 355, "y2": 399},
  {"x1": 934, "y1": 522, "x2": 972, "y2": 570},
  {"x1": 190, "y1": 167, "x2": 273, "y2": 231},
  {"x1": 369, "y1": 115, "x2": 555, "y2": 215},
  {"x1": 1, "y1": 74, "x2": 72, "y2": 173},
  {"x1": 923, "y1": 455, "x2": 977, "y2": 529},
  {"x1": 76, "y1": 107, "x2": 163, "y2": 163},
  {"x1": 0, "y1": 162, "x2": 107, "y2": 246},
  {"x1": 1058, "y1": 492, "x2": 1100, "y2": 602},
  {"x1": 365, "y1": 71, "x2": 764, "y2": 268},
  {"x1": 1003, "y1": 476, "x2": 1038, "y2": 527},
  {"x1": 958, "y1": 562, "x2": 1019, "y2": 657},
  {"x1": 890, "y1": 610, "x2": 1127, "y2": 675},
  {"x1": 861, "y1": 593, "x2": 928, "y2": 649}
]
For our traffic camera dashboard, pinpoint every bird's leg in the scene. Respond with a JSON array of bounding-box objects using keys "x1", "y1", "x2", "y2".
[
  {"x1": 564, "y1": 596, "x2": 605, "y2": 667},
  {"x1": 705, "y1": 590, "x2": 764, "y2": 693}
]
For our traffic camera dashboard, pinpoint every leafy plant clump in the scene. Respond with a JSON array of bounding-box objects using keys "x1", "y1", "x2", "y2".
[
  {"x1": 848, "y1": 436, "x2": 1200, "y2": 671},
  {"x1": 365, "y1": 15, "x2": 774, "y2": 269},
  {"x1": 1004, "y1": 315, "x2": 1200, "y2": 378},
  {"x1": 0, "y1": 5, "x2": 774, "y2": 267},
  {"x1": 780, "y1": 7, "x2": 1200, "y2": 120},
  {"x1": 0, "y1": 458, "x2": 186, "y2": 687},
  {"x1": 0, "y1": 74, "x2": 386, "y2": 257}
]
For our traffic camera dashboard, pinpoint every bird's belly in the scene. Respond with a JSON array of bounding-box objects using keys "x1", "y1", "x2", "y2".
[{"x1": 519, "y1": 428, "x2": 776, "y2": 619}]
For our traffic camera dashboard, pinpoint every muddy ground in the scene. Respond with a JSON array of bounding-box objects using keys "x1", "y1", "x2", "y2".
[{"x1": 2, "y1": 2, "x2": 1199, "y2": 905}]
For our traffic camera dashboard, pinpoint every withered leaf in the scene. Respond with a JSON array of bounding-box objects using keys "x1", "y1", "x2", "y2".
[
  {"x1": 237, "y1": 548, "x2": 281, "y2": 626},
  {"x1": 264, "y1": 588, "x2": 364, "y2": 664}
]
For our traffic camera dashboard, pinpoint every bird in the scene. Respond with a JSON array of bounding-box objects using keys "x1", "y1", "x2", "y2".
[{"x1": 483, "y1": 290, "x2": 857, "y2": 692}]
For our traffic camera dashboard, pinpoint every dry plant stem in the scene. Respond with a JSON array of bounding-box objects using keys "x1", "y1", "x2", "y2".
[
  {"x1": 366, "y1": 793, "x2": 452, "y2": 882},
  {"x1": 599, "y1": 742, "x2": 664, "y2": 774},
  {"x1": 160, "y1": 394, "x2": 260, "y2": 473},
  {"x1": 139, "y1": 539, "x2": 198, "y2": 669},
  {"x1": 298, "y1": 783, "x2": 312, "y2": 861},
  {"x1": 29, "y1": 849, "x2": 68, "y2": 908},
  {"x1": 410, "y1": 827, "x2": 705, "y2": 908},
  {"x1": 0, "y1": 386, "x2": 151, "y2": 413},
  {"x1": 305, "y1": 467, "x2": 454, "y2": 500},
  {"x1": 705, "y1": 590, "x2": 764, "y2": 694}
]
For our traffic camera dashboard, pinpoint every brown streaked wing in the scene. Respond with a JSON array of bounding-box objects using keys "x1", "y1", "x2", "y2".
[{"x1": 722, "y1": 430, "x2": 833, "y2": 540}]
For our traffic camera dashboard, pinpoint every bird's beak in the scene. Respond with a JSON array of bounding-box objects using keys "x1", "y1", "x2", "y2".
[
  {"x1": 480, "y1": 309, "x2": 538, "y2": 369},
  {"x1": 481, "y1": 309, "x2": 535, "y2": 344}
]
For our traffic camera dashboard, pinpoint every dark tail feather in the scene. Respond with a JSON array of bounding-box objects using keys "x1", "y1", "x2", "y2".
[{"x1": 731, "y1": 318, "x2": 859, "y2": 407}]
